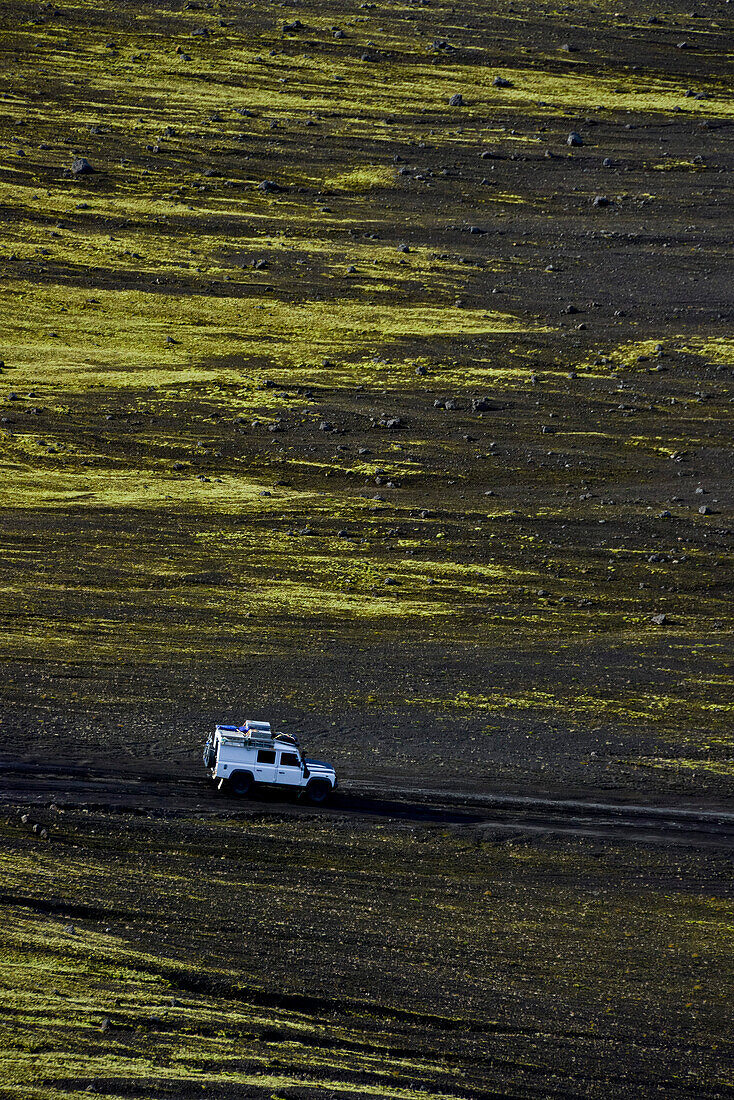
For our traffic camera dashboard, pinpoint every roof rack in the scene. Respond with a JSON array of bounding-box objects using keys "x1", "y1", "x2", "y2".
[{"x1": 215, "y1": 721, "x2": 299, "y2": 751}]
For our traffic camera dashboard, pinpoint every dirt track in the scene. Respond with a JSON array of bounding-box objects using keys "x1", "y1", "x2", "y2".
[{"x1": 2, "y1": 759, "x2": 734, "y2": 850}]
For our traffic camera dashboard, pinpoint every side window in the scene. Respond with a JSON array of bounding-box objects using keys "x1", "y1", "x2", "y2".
[
  {"x1": 280, "y1": 752, "x2": 300, "y2": 768},
  {"x1": 257, "y1": 749, "x2": 276, "y2": 764}
]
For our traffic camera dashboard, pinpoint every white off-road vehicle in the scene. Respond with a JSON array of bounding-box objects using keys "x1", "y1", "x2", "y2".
[{"x1": 202, "y1": 719, "x2": 337, "y2": 804}]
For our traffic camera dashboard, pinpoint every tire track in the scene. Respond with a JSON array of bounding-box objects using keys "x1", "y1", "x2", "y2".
[{"x1": 1, "y1": 759, "x2": 732, "y2": 849}]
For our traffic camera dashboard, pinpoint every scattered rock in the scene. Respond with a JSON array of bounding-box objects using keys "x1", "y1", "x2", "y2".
[
  {"x1": 593, "y1": 195, "x2": 610, "y2": 207},
  {"x1": 651, "y1": 613, "x2": 669, "y2": 626},
  {"x1": 258, "y1": 180, "x2": 283, "y2": 193},
  {"x1": 567, "y1": 131, "x2": 583, "y2": 147},
  {"x1": 493, "y1": 76, "x2": 513, "y2": 88},
  {"x1": 71, "y1": 157, "x2": 95, "y2": 174},
  {"x1": 448, "y1": 93, "x2": 464, "y2": 106},
  {"x1": 319, "y1": 420, "x2": 334, "y2": 432},
  {"x1": 471, "y1": 397, "x2": 496, "y2": 412}
]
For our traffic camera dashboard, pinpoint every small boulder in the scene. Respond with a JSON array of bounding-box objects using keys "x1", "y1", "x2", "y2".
[
  {"x1": 448, "y1": 93, "x2": 464, "y2": 106},
  {"x1": 493, "y1": 76, "x2": 513, "y2": 88},
  {"x1": 471, "y1": 397, "x2": 496, "y2": 412},
  {"x1": 567, "y1": 131, "x2": 583, "y2": 147},
  {"x1": 651, "y1": 613, "x2": 668, "y2": 626},
  {"x1": 71, "y1": 157, "x2": 95, "y2": 175}
]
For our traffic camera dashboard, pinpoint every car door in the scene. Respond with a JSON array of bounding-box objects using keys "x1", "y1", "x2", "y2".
[
  {"x1": 275, "y1": 750, "x2": 303, "y2": 789},
  {"x1": 254, "y1": 748, "x2": 277, "y2": 784}
]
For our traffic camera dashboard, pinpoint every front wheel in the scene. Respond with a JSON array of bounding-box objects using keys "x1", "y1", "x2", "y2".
[{"x1": 305, "y1": 779, "x2": 331, "y2": 805}]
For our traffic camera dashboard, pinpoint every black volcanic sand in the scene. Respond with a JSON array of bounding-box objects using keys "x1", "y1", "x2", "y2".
[
  {"x1": 1, "y1": 806, "x2": 733, "y2": 1098},
  {"x1": 0, "y1": 0, "x2": 733, "y2": 1094}
]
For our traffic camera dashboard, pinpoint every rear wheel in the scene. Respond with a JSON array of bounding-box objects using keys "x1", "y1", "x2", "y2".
[
  {"x1": 305, "y1": 779, "x2": 331, "y2": 805},
  {"x1": 226, "y1": 771, "x2": 253, "y2": 797}
]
